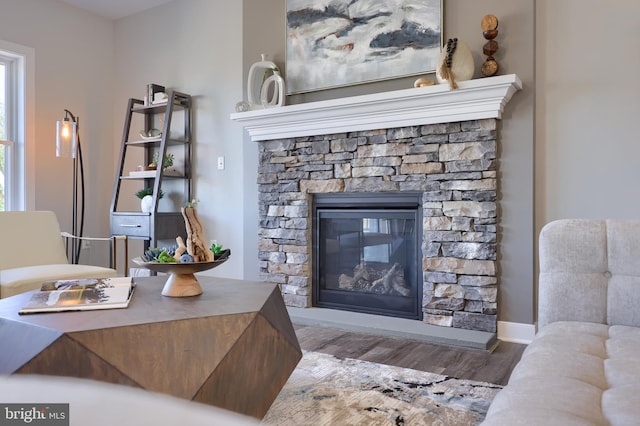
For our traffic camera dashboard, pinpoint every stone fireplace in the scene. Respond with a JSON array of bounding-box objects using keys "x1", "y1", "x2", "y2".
[{"x1": 231, "y1": 74, "x2": 521, "y2": 338}]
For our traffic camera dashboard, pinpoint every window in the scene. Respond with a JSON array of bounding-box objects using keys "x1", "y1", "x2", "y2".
[
  {"x1": 0, "y1": 40, "x2": 33, "y2": 211},
  {"x1": 0, "y1": 60, "x2": 7, "y2": 210}
]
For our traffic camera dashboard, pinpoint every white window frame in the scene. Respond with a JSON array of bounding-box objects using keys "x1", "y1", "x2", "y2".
[{"x1": 0, "y1": 40, "x2": 35, "y2": 211}]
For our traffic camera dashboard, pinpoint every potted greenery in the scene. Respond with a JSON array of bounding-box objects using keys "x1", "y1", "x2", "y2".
[
  {"x1": 148, "y1": 152, "x2": 174, "y2": 171},
  {"x1": 136, "y1": 188, "x2": 165, "y2": 212}
]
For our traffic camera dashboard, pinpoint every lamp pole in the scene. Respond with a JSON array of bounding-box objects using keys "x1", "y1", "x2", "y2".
[{"x1": 56, "y1": 109, "x2": 85, "y2": 264}]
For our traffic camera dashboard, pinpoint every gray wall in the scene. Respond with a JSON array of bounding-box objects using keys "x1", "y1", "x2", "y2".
[
  {"x1": 535, "y1": 0, "x2": 640, "y2": 323},
  {"x1": 113, "y1": 0, "x2": 245, "y2": 279},
  {"x1": 0, "y1": 0, "x2": 115, "y2": 268},
  {"x1": 536, "y1": 1, "x2": 640, "y2": 220}
]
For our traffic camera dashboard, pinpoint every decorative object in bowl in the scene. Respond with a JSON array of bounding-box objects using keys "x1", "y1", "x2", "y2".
[{"x1": 132, "y1": 256, "x2": 230, "y2": 297}]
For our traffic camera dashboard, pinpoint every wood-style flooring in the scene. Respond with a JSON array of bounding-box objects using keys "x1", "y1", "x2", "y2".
[{"x1": 293, "y1": 323, "x2": 527, "y2": 386}]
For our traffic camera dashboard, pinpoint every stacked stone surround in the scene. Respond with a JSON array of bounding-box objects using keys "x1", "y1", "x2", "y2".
[{"x1": 257, "y1": 118, "x2": 498, "y2": 333}]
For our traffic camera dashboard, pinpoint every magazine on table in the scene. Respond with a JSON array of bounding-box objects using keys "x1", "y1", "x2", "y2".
[{"x1": 19, "y1": 277, "x2": 135, "y2": 315}]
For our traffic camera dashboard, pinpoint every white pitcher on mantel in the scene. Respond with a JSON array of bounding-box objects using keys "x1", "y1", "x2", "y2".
[{"x1": 247, "y1": 54, "x2": 285, "y2": 109}]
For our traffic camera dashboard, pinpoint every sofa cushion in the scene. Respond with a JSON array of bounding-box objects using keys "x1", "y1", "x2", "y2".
[
  {"x1": 481, "y1": 410, "x2": 599, "y2": 426},
  {"x1": 508, "y1": 350, "x2": 605, "y2": 389},
  {"x1": 523, "y1": 321, "x2": 609, "y2": 358},
  {"x1": 602, "y1": 385, "x2": 640, "y2": 426},
  {"x1": 538, "y1": 219, "x2": 640, "y2": 329},
  {"x1": 607, "y1": 275, "x2": 640, "y2": 327},
  {"x1": 482, "y1": 321, "x2": 640, "y2": 426},
  {"x1": 484, "y1": 376, "x2": 606, "y2": 425},
  {"x1": 0, "y1": 264, "x2": 118, "y2": 298}
]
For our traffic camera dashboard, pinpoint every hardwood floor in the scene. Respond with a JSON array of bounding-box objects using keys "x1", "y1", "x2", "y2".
[{"x1": 293, "y1": 323, "x2": 527, "y2": 386}]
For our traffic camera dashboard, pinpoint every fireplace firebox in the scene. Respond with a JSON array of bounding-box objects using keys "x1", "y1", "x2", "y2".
[{"x1": 313, "y1": 193, "x2": 423, "y2": 320}]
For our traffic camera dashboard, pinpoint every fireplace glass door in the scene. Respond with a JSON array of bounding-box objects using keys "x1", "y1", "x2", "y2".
[{"x1": 313, "y1": 196, "x2": 422, "y2": 319}]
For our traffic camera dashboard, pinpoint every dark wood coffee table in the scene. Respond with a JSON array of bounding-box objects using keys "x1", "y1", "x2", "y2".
[{"x1": 0, "y1": 276, "x2": 302, "y2": 419}]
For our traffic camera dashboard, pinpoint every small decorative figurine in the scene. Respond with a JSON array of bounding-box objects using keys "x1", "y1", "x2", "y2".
[
  {"x1": 481, "y1": 14, "x2": 500, "y2": 77},
  {"x1": 413, "y1": 77, "x2": 435, "y2": 88},
  {"x1": 436, "y1": 38, "x2": 474, "y2": 90}
]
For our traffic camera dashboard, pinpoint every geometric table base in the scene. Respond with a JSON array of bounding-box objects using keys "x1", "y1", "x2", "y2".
[{"x1": 0, "y1": 278, "x2": 302, "y2": 419}]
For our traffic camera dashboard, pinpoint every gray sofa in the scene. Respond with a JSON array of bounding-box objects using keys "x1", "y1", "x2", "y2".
[{"x1": 482, "y1": 219, "x2": 640, "y2": 425}]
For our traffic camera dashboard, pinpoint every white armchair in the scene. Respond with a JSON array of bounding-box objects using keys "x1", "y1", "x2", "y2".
[{"x1": 0, "y1": 210, "x2": 128, "y2": 299}]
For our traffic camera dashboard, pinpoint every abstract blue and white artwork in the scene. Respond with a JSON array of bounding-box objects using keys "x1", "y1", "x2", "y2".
[{"x1": 286, "y1": 0, "x2": 442, "y2": 94}]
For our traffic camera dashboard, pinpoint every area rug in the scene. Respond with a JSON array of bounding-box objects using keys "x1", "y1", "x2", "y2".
[{"x1": 262, "y1": 351, "x2": 502, "y2": 426}]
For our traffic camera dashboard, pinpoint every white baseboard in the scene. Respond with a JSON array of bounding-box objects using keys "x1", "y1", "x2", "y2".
[{"x1": 497, "y1": 321, "x2": 536, "y2": 344}]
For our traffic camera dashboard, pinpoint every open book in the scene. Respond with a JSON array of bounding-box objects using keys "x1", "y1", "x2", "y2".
[{"x1": 19, "y1": 277, "x2": 135, "y2": 314}]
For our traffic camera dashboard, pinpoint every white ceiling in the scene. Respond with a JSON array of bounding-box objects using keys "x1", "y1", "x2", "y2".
[{"x1": 59, "y1": 0, "x2": 173, "y2": 20}]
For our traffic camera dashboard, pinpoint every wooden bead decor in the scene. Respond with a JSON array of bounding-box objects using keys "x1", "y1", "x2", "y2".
[{"x1": 481, "y1": 14, "x2": 499, "y2": 77}]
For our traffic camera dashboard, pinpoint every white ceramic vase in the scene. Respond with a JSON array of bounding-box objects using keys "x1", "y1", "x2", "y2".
[
  {"x1": 247, "y1": 54, "x2": 285, "y2": 109},
  {"x1": 140, "y1": 195, "x2": 153, "y2": 213}
]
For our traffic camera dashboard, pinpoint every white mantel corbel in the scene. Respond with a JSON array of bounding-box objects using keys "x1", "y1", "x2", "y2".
[{"x1": 230, "y1": 74, "x2": 522, "y2": 142}]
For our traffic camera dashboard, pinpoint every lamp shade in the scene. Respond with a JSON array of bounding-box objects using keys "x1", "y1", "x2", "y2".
[{"x1": 56, "y1": 118, "x2": 77, "y2": 158}]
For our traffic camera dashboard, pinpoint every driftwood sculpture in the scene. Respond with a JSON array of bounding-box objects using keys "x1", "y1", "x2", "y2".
[{"x1": 181, "y1": 207, "x2": 214, "y2": 262}]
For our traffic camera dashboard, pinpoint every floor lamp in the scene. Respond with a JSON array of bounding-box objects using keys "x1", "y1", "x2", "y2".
[{"x1": 56, "y1": 109, "x2": 85, "y2": 264}]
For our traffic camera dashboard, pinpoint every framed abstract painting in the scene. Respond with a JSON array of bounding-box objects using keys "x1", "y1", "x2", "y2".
[{"x1": 286, "y1": 0, "x2": 442, "y2": 94}]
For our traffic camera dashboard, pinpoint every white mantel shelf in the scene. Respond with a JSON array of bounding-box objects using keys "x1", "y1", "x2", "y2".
[{"x1": 230, "y1": 74, "x2": 522, "y2": 142}]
